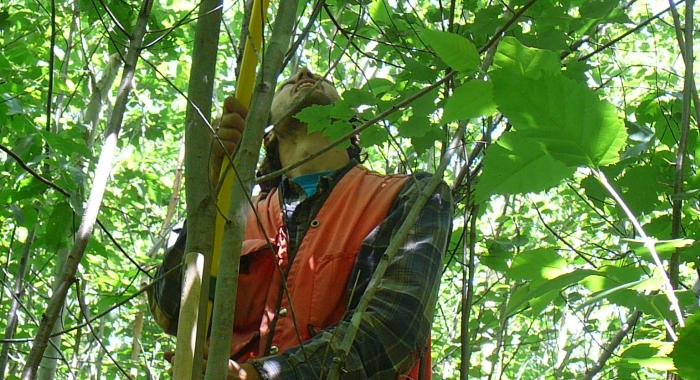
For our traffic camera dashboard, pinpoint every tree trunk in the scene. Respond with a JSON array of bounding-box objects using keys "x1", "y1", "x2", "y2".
[
  {"x1": 21, "y1": 2, "x2": 154, "y2": 377},
  {"x1": 173, "y1": 0, "x2": 223, "y2": 376},
  {"x1": 36, "y1": 248, "x2": 67, "y2": 380},
  {"x1": 668, "y1": 0, "x2": 694, "y2": 289},
  {"x1": 131, "y1": 139, "x2": 184, "y2": 379},
  {"x1": 0, "y1": 226, "x2": 37, "y2": 380},
  {"x1": 460, "y1": 205, "x2": 478, "y2": 380},
  {"x1": 204, "y1": 0, "x2": 298, "y2": 377}
]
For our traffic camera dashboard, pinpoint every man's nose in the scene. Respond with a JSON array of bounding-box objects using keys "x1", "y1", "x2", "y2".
[{"x1": 294, "y1": 67, "x2": 314, "y2": 81}]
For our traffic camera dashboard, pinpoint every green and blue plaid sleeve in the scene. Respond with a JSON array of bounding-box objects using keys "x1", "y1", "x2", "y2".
[{"x1": 249, "y1": 173, "x2": 454, "y2": 379}]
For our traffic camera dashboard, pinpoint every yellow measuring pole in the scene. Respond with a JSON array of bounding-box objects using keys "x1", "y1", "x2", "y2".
[{"x1": 208, "y1": 0, "x2": 270, "y2": 328}]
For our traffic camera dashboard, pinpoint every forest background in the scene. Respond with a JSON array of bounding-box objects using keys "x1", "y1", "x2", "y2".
[{"x1": 0, "y1": 0, "x2": 699, "y2": 378}]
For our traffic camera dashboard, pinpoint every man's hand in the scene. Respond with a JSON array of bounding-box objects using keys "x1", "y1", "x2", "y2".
[
  {"x1": 164, "y1": 350, "x2": 261, "y2": 380},
  {"x1": 210, "y1": 96, "x2": 248, "y2": 186},
  {"x1": 213, "y1": 96, "x2": 247, "y2": 160}
]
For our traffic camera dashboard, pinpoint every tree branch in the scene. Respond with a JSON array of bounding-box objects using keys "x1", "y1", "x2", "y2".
[{"x1": 583, "y1": 310, "x2": 640, "y2": 380}]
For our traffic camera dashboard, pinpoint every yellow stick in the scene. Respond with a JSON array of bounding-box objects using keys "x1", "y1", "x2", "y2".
[{"x1": 208, "y1": 0, "x2": 270, "y2": 329}]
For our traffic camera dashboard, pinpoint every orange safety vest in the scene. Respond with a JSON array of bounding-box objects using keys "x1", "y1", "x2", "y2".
[{"x1": 228, "y1": 165, "x2": 431, "y2": 379}]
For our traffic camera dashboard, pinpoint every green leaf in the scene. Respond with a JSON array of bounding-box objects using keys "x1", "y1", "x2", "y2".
[
  {"x1": 673, "y1": 311, "x2": 700, "y2": 379},
  {"x1": 475, "y1": 132, "x2": 575, "y2": 203},
  {"x1": 621, "y1": 340, "x2": 676, "y2": 371},
  {"x1": 507, "y1": 248, "x2": 566, "y2": 281},
  {"x1": 41, "y1": 131, "x2": 91, "y2": 157},
  {"x1": 492, "y1": 69, "x2": 627, "y2": 167},
  {"x1": 421, "y1": 29, "x2": 479, "y2": 72},
  {"x1": 369, "y1": 0, "x2": 392, "y2": 25},
  {"x1": 442, "y1": 80, "x2": 496, "y2": 123},
  {"x1": 506, "y1": 269, "x2": 599, "y2": 316},
  {"x1": 493, "y1": 36, "x2": 561, "y2": 79},
  {"x1": 625, "y1": 238, "x2": 696, "y2": 262}
]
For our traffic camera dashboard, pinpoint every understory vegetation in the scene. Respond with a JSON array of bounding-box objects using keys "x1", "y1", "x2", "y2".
[{"x1": 0, "y1": 0, "x2": 698, "y2": 378}]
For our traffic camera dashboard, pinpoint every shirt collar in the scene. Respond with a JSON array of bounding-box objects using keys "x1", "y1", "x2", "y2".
[{"x1": 280, "y1": 160, "x2": 356, "y2": 199}]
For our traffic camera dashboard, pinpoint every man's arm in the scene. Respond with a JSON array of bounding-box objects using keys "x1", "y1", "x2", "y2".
[
  {"x1": 249, "y1": 174, "x2": 454, "y2": 379},
  {"x1": 148, "y1": 223, "x2": 188, "y2": 335}
]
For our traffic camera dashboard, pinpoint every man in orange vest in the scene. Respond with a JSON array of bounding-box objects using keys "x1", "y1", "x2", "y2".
[{"x1": 149, "y1": 68, "x2": 453, "y2": 379}]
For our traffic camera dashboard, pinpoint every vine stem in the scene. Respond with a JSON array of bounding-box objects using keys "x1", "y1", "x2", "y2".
[
  {"x1": 20, "y1": 1, "x2": 154, "y2": 377},
  {"x1": 594, "y1": 169, "x2": 685, "y2": 332}
]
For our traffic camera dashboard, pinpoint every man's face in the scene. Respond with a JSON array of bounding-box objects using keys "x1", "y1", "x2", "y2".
[{"x1": 270, "y1": 67, "x2": 340, "y2": 126}]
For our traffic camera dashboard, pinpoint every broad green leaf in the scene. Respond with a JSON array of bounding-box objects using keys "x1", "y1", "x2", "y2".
[
  {"x1": 625, "y1": 238, "x2": 697, "y2": 262},
  {"x1": 475, "y1": 132, "x2": 575, "y2": 203},
  {"x1": 369, "y1": 0, "x2": 392, "y2": 25},
  {"x1": 507, "y1": 248, "x2": 566, "y2": 281},
  {"x1": 506, "y1": 269, "x2": 599, "y2": 316},
  {"x1": 442, "y1": 80, "x2": 496, "y2": 123},
  {"x1": 493, "y1": 36, "x2": 561, "y2": 79},
  {"x1": 673, "y1": 311, "x2": 700, "y2": 379},
  {"x1": 621, "y1": 340, "x2": 676, "y2": 371},
  {"x1": 492, "y1": 69, "x2": 628, "y2": 167},
  {"x1": 481, "y1": 242, "x2": 513, "y2": 272},
  {"x1": 577, "y1": 278, "x2": 647, "y2": 309},
  {"x1": 619, "y1": 165, "x2": 663, "y2": 214},
  {"x1": 421, "y1": 29, "x2": 479, "y2": 73},
  {"x1": 41, "y1": 131, "x2": 91, "y2": 157}
]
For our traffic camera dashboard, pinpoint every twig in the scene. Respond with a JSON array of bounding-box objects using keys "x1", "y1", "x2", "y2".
[
  {"x1": 0, "y1": 143, "x2": 151, "y2": 277},
  {"x1": 594, "y1": 169, "x2": 684, "y2": 332},
  {"x1": 582, "y1": 310, "x2": 640, "y2": 380},
  {"x1": 0, "y1": 263, "x2": 181, "y2": 345},
  {"x1": 533, "y1": 203, "x2": 597, "y2": 268},
  {"x1": 75, "y1": 280, "x2": 130, "y2": 378},
  {"x1": 0, "y1": 226, "x2": 36, "y2": 378},
  {"x1": 575, "y1": 1, "x2": 684, "y2": 62},
  {"x1": 45, "y1": 0, "x2": 56, "y2": 134},
  {"x1": 282, "y1": 0, "x2": 323, "y2": 69}
]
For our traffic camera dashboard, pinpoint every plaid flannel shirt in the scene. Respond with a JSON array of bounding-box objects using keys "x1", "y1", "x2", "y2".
[{"x1": 149, "y1": 163, "x2": 453, "y2": 379}]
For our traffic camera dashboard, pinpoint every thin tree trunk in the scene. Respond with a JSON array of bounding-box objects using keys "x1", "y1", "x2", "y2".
[
  {"x1": 38, "y1": 4, "x2": 80, "y2": 377},
  {"x1": 129, "y1": 307, "x2": 145, "y2": 379},
  {"x1": 0, "y1": 226, "x2": 37, "y2": 380},
  {"x1": 37, "y1": 248, "x2": 67, "y2": 380},
  {"x1": 131, "y1": 141, "x2": 184, "y2": 379},
  {"x1": 51, "y1": 0, "x2": 79, "y2": 135},
  {"x1": 21, "y1": 2, "x2": 154, "y2": 377},
  {"x1": 92, "y1": 321, "x2": 106, "y2": 380},
  {"x1": 85, "y1": 53, "x2": 123, "y2": 150},
  {"x1": 488, "y1": 284, "x2": 512, "y2": 380},
  {"x1": 583, "y1": 310, "x2": 640, "y2": 380},
  {"x1": 668, "y1": 0, "x2": 695, "y2": 289},
  {"x1": 173, "y1": 0, "x2": 223, "y2": 376},
  {"x1": 460, "y1": 205, "x2": 478, "y2": 380},
  {"x1": 204, "y1": 0, "x2": 299, "y2": 377}
]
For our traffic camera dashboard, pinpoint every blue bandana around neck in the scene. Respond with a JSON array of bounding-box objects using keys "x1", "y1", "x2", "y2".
[{"x1": 291, "y1": 171, "x2": 332, "y2": 197}]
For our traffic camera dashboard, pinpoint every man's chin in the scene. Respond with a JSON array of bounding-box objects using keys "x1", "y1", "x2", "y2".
[{"x1": 294, "y1": 87, "x2": 336, "y2": 109}]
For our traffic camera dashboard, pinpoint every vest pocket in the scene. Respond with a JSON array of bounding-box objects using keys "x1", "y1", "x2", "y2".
[
  {"x1": 307, "y1": 252, "x2": 358, "y2": 328},
  {"x1": 235, "y1": 242, "x2": 275, "y2": 329}
]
